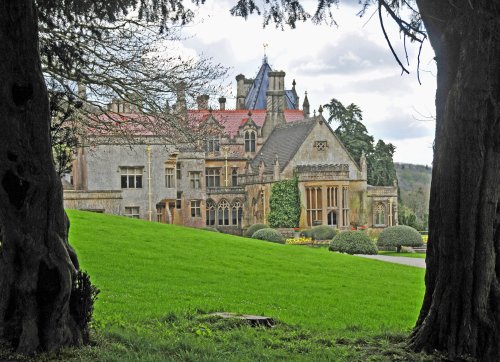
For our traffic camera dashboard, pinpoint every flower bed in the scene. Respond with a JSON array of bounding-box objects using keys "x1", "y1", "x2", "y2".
[{"x1": 285, "y1": 237, "x2": 313, "y2": 245}]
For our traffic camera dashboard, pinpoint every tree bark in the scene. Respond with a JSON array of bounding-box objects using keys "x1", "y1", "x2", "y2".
[
  {"x1": 0, "y1": 0, "x2": 82, "y2": 354},
  {"x1": 410, "y1": 1, "x2": 500, "y2": 361}
]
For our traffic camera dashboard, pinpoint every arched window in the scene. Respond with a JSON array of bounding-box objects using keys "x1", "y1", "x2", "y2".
[
  {"x1": 232, "y1": 200, "x2": 243, "y2": 226},
  {"x1": 206, "y1": 200, "x2": 216, "y2": 226},
  {"x1": 374, "y1": 203, "x2": 386, "y2": 226},
  {"x1": 244, "y1": 131, "x2": 256, "y2": 152},
  {"x1": 218, "y1": 199, "x2": 230, "y2": 226}
]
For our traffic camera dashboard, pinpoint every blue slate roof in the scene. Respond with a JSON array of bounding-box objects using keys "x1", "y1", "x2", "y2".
[
  {"x1": 244, "y1": 60, "x2": 272, "y2": 110},
  {"x1": 244, "y1": 58, "x2": 298, "y2": 110},
  {"x1": 285, "y1": 90, "x2": 298, "y2": 109}
]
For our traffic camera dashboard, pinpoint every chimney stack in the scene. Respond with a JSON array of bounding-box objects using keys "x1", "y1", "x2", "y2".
[
  {"x1": 196, "y1": 94, "x2": 209, "y2": 110},
  {"x1": 235, "y1": 74, "x2": 246, "y2": 109},
  {"x1": 218, "y1": 97, "x2": 226, "y2": 111}
]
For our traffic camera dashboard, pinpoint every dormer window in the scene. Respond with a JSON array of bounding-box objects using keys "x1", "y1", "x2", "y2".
[
  {"x1": 244, "y1": 131, "x2": 256, "y2": 152},
  {"x1": 206, "y1": 136, "x2": 220, "y2": 152}
]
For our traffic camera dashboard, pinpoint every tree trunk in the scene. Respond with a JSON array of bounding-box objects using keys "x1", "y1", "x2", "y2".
[
  {"x1": 410, "y1": 1, "x2": 500, "y2": 361},
  {"x1": 0, "y1": 0, "x2": 83, "y2": 354}
]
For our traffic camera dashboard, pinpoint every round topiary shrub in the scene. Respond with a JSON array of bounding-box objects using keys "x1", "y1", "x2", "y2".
[
  {"x1": 251, "y1": 228, "x2": 284, "y2": 244},
  {"x1": 243, "y1": 223, "x2": 268, "y2": 237},
  {"x1": 201, "y1": 227, "x2": 219, "y2": 232},
  {"x1": 377, "y1": 225, "x2": 423, "y2": 253},
  {"x1": 329, "y1": 231, "x2": 378, "y2": 255},
  {"x1": 310, "y1": 225, "x2": 338, "y2": 240}
]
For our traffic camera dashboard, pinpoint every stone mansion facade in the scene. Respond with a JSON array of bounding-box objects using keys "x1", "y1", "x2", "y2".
[{"x1": 64, "y1": 58, "x2": 398, "y2": 233}]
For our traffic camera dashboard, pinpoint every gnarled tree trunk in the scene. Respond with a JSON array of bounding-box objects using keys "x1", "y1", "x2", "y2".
[
  {"x1": 410, "y1": 1, "x2": 500, "y2": 361},
  {"x1": 0, "y1": 0, "x2": 82, "y2": 354}
]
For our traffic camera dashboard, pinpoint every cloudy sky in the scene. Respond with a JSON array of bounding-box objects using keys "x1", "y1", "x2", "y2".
[{"x1": 179, "y1": 0, "x2": 436, "y2": 165}]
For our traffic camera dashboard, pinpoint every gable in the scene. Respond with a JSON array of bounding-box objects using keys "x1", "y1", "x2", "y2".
[{"x1": 283, "y1": 120, "x2": 362, "y2": 180}]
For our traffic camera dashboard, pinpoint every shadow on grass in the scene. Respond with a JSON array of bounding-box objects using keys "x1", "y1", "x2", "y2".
[{"x1": 0, "y1": 311, "x2": 449, "y2": 362}]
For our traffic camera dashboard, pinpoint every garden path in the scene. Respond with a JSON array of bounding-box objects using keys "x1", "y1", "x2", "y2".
[{"x1": 355, "y1": 254, "x2": 426, "y2": 269}]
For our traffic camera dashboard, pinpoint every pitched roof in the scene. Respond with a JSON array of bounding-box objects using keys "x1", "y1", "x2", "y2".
[
  {"x1": 251, "y1": 118, "x2": 317, "y2": 172},
  {"x1": 189, "y1": 109, "x2": 305, "y2": 138},
  {"x1": 244, "y1": 60, "x2": 272, "y2": 109},
  {"x1": 244, "y1": 59, "x2": 298, "y2": 110},
  {"x1": 285, "y1": 90, "x2": 298, "y2": 109}
]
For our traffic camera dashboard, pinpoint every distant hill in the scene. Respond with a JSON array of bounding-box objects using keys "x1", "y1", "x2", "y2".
[
  {"x1": 395, "y1": 163, "x2": 432, "y2": 229},
  {"x1": 395, "y1": 163, "x2": 432, "y2": 192}
]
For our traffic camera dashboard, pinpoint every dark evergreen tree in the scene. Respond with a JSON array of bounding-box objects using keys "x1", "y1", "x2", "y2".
[
  {"x1": 324, "y1": 98, "x2": 396, "y2": 186},
  {"x1": 324, "y1": 97, "x2": 374, "y2": 165},
  {"x1": 368, "y1": 140, "x2": 397, "y2": 186}
]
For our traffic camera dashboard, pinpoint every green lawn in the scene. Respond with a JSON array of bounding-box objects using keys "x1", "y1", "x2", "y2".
[
  {"x1": 37, "y1": 210, "x2": 427, "y2": 360},
  {"x1": 378, "y1": 251, "x2": 427, "y2": 259}
]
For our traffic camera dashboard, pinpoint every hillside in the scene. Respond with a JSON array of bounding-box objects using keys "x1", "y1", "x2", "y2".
[
  {"x1": 395, "y1": 163, "x2": 432, "y2": 192},
  {"x1": 395, "y1": 163, "x2": 432, "y2": 229}
]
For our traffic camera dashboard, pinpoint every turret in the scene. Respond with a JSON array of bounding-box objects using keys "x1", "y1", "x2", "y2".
[{"x1": 262, "y1": 70, "x2": 286, "y2": 138}]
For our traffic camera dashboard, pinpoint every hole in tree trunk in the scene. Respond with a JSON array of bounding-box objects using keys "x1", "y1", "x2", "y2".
[
  {"x1": 12, "y1": 83, "x2": 33, "y2": 107},
  {"x1": 7, "y1": 152, "x2": 18, "y2": 162},
  {"x1": 2, "y1": 170, "x2": 29, "y2": 210}
]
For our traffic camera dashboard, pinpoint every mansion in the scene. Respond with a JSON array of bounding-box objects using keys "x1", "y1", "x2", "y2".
[{"x1": 64, "y1": 58, "x2": 398, "y2": 233}]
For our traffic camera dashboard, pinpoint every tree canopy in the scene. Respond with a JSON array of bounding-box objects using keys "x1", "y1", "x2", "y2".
[{"x1": 324, "y1": 98, "x2": 396, "y2": 186}]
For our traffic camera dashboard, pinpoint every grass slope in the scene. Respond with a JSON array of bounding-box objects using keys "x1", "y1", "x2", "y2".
[
  {"x1": 54, "y1": 210, "x2": 428, "y2": 360},
  {"x1": 68, "y1": 210, "x2": 423, "y2": 333}
]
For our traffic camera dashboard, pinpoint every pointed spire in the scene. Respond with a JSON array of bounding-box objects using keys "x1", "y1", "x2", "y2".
[{"x1": 303, "y1": 91, "x2": 310, "y2": 118}]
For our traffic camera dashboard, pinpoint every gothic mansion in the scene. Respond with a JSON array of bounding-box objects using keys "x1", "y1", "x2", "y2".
[{"x1": 64, "y1": 58, "x2": 398, "y2": 233}]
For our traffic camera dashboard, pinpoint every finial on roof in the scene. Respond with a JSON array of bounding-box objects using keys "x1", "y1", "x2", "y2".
[
  {"x1": 248, "y1": 110, "x2": 252, "y2": 117},
  {"x1": 263, "y1": 43, "x2": 269, "y2": 63},
  {"x1": 313, "y1": 109, "x2": 316, "y2": 117},
  {"x1": 318, "y1": 105, "x2": 323, "y2": 114},
  {"x1": 292, "y1": 79, "x2": 296, "y2": 89},
  {"x1": 209, "y1": 106, "x2": 213, "y2": 113}
]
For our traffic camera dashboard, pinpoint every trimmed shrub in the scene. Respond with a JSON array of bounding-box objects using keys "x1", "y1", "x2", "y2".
[
  {"x1": 329, "y1": 231, "x2": 378, "y2": 255},
  {"x1": 252, "y1": 228, "x2": 284, "y2": 244},
  {"x1": 377, "y1": 225, "x2": 423, "y2": 253},
  {"x1": 310, "y1": 225, "x2": 338, "y2": 240},
  {"x1": 243, "y1": 223, "x2": 269, "y2": 237},
  {"x1": 201, "y1": 227, "x2": 219, "y2": 232}
]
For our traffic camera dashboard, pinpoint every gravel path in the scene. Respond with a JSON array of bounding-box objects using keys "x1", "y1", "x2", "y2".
[{"x1": 355, "y1": 254, "x2": 426, "y2": 269}]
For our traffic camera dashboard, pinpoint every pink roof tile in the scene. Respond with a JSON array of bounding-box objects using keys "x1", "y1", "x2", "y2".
[
  {"x1": 86, "y1": 109, "x2": 305, "y2": 138},
  {"x1": 188, "y1": 109, "x2": 305, "y2": 138}
]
